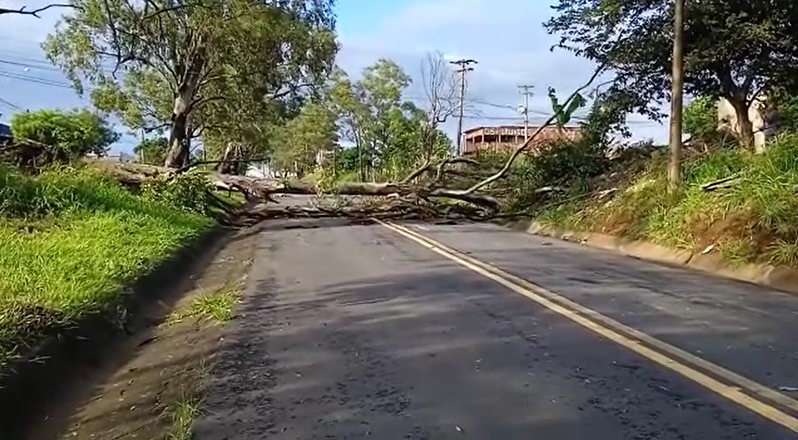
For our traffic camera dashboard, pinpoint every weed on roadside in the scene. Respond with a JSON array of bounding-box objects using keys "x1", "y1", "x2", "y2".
[
  {"x1": 162, "y1": 359, "x2": 211, "y2": 440},
  {"x1": 167, "y1": 282, "x2": 240, "y2": 325},
  {"x1": 165, "y1": 397, "x2": 202, "y2": 440}
]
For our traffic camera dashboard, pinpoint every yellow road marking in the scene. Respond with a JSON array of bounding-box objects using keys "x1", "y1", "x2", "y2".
[
  {"x1": 377, "y1": 220, "x2": 798, "y2": 433},
  {"x1": 391, "y1": 223, "x2": 798, "y2": 414}
]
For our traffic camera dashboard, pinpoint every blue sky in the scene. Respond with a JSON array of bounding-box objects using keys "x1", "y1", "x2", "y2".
[{"x1": 0, "y1": 0, "x2": 668, "y2": 153}]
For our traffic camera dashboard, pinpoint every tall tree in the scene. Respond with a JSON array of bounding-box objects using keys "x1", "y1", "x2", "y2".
[
  {"x1": 328, "y1": 68, "x2": 368, "y2": 180},
  {"x1": 328, "y1": 59, "x2": 453, "y2": 180},
  {"x1": 329, "y1": 59, "x2": 412, "y2": 180},
  {"x1": 358, "y1": 58, "x2": 412, "y2": 176},
  {"x1": 546, "y1": 0, "x2": 798, "y2": 148},
  {"x1": 45, "y1": 0, "x2": 337, "y2": 168},
  {"x1": 133, "y1": 136, "x2": 168, "y2": 165},
  {"x1": 271, "y1": 100, "x2": 338, "y2": 178}
]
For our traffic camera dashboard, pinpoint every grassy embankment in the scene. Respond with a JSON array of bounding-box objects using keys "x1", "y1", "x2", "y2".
[
  {"x1": 0, "y1": 165, "x2": 215, "y2": 370},
  {"x1": 534, "y1": 134, "x2": 798, "y2": 267}
]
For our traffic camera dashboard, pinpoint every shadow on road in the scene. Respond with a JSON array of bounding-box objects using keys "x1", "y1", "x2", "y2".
[{"x1": 195, "y1": 259, "x2": 783, "y2": 439}]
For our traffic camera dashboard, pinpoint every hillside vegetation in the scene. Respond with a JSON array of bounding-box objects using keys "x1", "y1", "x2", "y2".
[
  {"x1": 530, "y1": 134, "x2": 798, "y2": 267},
  {"x1": 0, "y1": 165, "x2": 213, "y2": 369}
]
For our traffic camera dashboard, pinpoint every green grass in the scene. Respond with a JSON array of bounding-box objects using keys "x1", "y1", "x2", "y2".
[
  {"x1": 167, "y1": 282, "x2": 240, "y2": 325},
  {"x1": 0, "y1": 165, "x2": 213, "y2": 369},
  {"x1": 533, "y1": 133, "x2": 798, "y2": 267},
  {"x1": 165, "y1": 397, "x2": 202, "y2": 440},
  {"x1": 162, "y1": 358, "x2": 211, "y2": 439},
  {"x1": 213, "y1": 189, "x2": 246, "y2": 206}
]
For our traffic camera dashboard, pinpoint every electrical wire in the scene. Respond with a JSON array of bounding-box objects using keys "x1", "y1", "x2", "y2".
[
  {"x1": 0, "y1": 96, "x2": 23, "y2": 111},
  {"x1": 0, "y1": 58, "x2": 61, "y2": 72},
  {"x1": 0, "y1": 70, "x2": 72, "y2": 88}
]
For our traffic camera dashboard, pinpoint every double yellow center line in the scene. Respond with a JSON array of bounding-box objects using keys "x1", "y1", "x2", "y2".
[{"x1": 376, "y1": 220, "x2": 798, "y2": 433}]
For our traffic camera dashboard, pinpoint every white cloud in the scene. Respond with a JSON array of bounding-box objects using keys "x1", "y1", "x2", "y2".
[
  {"x1": 335, "y1": 0, "x2": 668, "y2": 144},
  {"x1": 0, "y1": 0, "x2": 668, "y2": 155}
]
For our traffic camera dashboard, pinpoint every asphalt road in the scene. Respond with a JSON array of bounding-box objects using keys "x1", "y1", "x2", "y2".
[{"x1": 194, "y1": 218, "x2": 798, "y2": 439}]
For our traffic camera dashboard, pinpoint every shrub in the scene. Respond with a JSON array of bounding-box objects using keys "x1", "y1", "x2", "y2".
[
  {"x1": 141, "y1": 171, "x2": 218, "y2": 216},
  {"x1": 501, "y1": 138, "x2": 610, "y2": 211},
  {"x1": 10, "y1": 109, "x2": 119, "y2": 162}
]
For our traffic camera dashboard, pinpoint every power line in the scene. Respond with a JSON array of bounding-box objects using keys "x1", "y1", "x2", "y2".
[
  {"x1": 0, "y1": 49, "x2": 55, "y2": 65},
  {"x1": 0, "y1": 70, "x2": 71, "y2": 88},
  {"x1": 0, "y1": 96, "x2": 23, "y2": 111},
  {"x1": 0, "y1": 58, "x2": 61, "y2": 72}
]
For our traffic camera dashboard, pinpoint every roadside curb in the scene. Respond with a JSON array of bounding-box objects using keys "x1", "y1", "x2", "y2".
[
  {"x1": 0, "y1": 223, "x2": 232, "y2": 434},
  {"x1": 503, "y1": 219, "x2": 798, "y2": 296}
]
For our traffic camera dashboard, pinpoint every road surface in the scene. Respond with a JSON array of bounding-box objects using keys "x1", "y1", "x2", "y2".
[{"x1": 194, "y1": 218, "x2": 798, "y2": 439}]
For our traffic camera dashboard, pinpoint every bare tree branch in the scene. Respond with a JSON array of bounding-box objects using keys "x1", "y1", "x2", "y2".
[
  {"x1": 418, "y1": 51, "x2": 458, "y2": 159},
  {"x1": 0, "y1": 3, "x2": 75, "y2": 17},
  {"x1": 450, "y1": 65, "x2": 606, "y2": 196}
]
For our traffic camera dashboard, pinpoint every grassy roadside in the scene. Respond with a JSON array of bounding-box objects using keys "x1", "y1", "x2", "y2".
[
  {"x1": 161, "y1": 276, "x2": 248, "y2": 440},
  {"x1": 533, "y1": 133, "x2": 798, "y2": 267},
  {"x1": 0, "y1": 165, "x2": 214, "y2": 370},
  {"x1": 49, "y1": 222, "x2": 257, "y2": 440}
]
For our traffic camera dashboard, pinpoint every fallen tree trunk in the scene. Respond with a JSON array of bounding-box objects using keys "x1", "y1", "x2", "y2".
[
  {"x1": 81, "y1": 159, "x2": 503, "y2": 224},
  {"x1": 84, "y1": 160, "x2": 501, "y2": 211}
]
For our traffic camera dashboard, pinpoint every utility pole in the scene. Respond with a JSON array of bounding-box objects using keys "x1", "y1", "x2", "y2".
[
  {"x1": 518, "y1": 85, "x2": 534, "y2": 140},
  {"x1": 668, "y1": 0, "x2": 685, "y2": 193},
  {"x1": 450, "y1": 58, "x2": 477, "y2": 156}
]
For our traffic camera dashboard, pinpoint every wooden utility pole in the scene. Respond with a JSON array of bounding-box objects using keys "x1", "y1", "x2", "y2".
[
  {"x1": 518, "y1": 85, "x2": 534, "y2": 140},
  {"x1": 450, "y1": 58, "x2": 477, "y2": 156},
  {"x1": 668, "y1": 0, "x2": 685, "y2": 193}
]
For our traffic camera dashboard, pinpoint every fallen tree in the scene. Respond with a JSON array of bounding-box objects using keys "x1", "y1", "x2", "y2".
[{"x1": 5, "y1": 66, "x2": 605, "y2": 222}]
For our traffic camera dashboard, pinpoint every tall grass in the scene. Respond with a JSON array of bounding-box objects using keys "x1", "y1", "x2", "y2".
[
  {"x1": 0, "y1": 165, "x2": 212, "y2": 368},
  {"x1": 535, "y1": 133, "x2": 798, "y2": 267}
]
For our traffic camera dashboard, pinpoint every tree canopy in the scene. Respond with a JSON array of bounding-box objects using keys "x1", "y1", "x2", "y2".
[
  {"x1": 545, "y1": 0, "x2": 798, "y2": 147},
  {"x1": 45, "y1": 0, "x2": 338, "y2": 167},
  {"x1": 329, "y1": 58, "x2": 451, "y2": 181}
]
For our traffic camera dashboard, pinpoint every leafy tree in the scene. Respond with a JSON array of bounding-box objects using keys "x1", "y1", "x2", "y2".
[
  {"x1": 683, "y1": 96, "x2": 718, "y2": 139},
  {"x1": 545, "y1": 0, "x2": 798, "y2": 148},
  {"x1": 45, "y1": 0, "x2": 337, "y2": 168},
  {"x1": 11, "y1": 108, "x2": 118, "y2": 160},
  {"x1": 359, "y1": 58, "x2": 413, "y2": 171},
  {"x1": 328, "y1": 68, "x2": 369, "y2": 179},
  {"x1": 329, "y1": 59, "x2": 446, "y2": 180},
  {"x1": 271, "y1": 101, "x2": 338, "y2": 178},
  {"x1": 133, "y1": 137, "x2": 168, "y2": 166}
]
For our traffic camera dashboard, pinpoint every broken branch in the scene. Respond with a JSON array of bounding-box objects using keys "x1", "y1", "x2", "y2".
[
  {"x1": 453, "y1": 65, "x2": 606, "y2": 196},
  {"x1": 700, "y1": 173, "x2": 743, "y2": 192},
  {"x1": 0, "y1": 3, "x2": 75, "y2": 17}
]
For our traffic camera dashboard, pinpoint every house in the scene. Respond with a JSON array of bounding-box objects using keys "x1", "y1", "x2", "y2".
[
  {"x1": 717, "y1": 96, "x2": 784, "y2": 153},
  {"x1": 462, "y1": 124, "x2": 582, "y2": 156}
]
